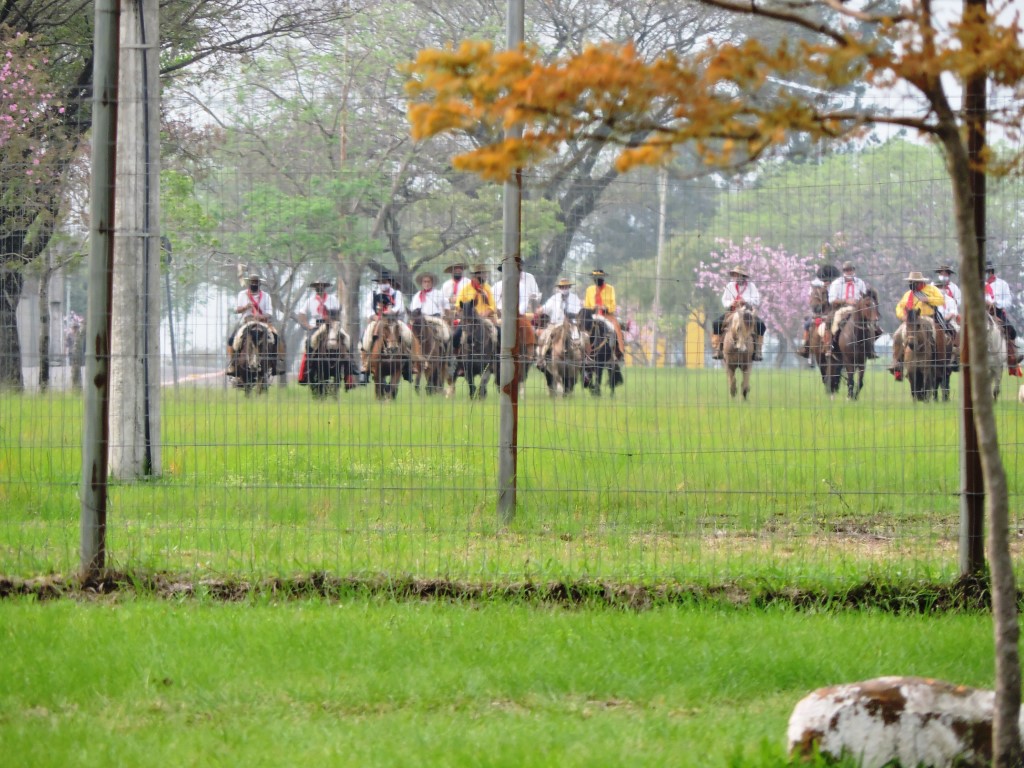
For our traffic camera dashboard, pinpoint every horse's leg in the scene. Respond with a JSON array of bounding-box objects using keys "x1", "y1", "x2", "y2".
[
  {"x1": 727, "y1": 364, "x2": 737, "y2": 398},
  {"x1": 742, "y1": 364, "x2": 751, "y2": 400}
]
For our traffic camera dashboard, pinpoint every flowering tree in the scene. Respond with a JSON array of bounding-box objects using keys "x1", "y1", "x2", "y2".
[
  {"x1": 407, "y1": 1, "x2": 1024, "y2": 761},
  {"x1": 696, "y1": 237, "x2": 817, "y2": 361}
]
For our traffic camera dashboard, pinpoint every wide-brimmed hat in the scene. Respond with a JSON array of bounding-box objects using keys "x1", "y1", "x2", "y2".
[
  {"x1": 443, "y1": 262, "x2": 466, "y2": 275},
  {"x1": 727, "y1": 265, "x2": 750, "y2": 278},
  {"x1": 246, "y1": 273, "x2": 263, "y2": 282},
  {"x1": 308, "y1": 278, "x2": 332, "y2": 288},
  {"x1": 906, "y1": 271, "x2": 927, "y2": 282},
  {"x1": 469, "y1": 263, "x2": 489, "y2": 275},
  {"x1": 986, "y1": 261, "x2": 996, "y2": 271},
  {"x1": 934, "y1": 265, "x2": 955, "y2": 274},
  {"x1": 377, "y1": 269, "x2": 395, "y2": 283},
  {"x1": 816, "y1": 264, "x2": 841, "y2": 282},
  {"x1": 416, "y1": 272, "x2": 437, "y2": 285},
  {"x1": 556, "y1": 277, "x2": 574, "y2": 288},
  {"x1": 842, "y1": 261, "x2": 856, "y2": 271},
  {"x1": 591, "y1": 268, "x2": 608, "y2": 278}
]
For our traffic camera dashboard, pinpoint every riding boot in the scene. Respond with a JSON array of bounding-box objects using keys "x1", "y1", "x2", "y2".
[
  {"x1": 752, "y1": 335, "x2": 763, "y2": 362},
  {"x1": 225, "y1": 346, "x2": 236, "y2": 376},
  {"x1": 711, "y1": 334, "x2": 722, "y2": 360},
  {"x1": 797, "y1": 332, "x2": 810, "y2": 359}
]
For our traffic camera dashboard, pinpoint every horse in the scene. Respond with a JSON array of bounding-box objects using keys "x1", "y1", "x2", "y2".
[
  {"x1": 232, "y1": 320, "x2": 278, "y2": 396},
  {"x1": 543, "y1": 314, "x2": 587, "y2": 397},
  {"x1": 903, "y1": 308, "x2": 938, "y2": 402},
  {"x1": 830, "y1": 289, "x2": 879, "y2": 401},
  {"x1": 581, "y1": 308, "x2": 621, "y2": 397},
  {"x1": 985, "y1": 309, "x2": 1008, "y2": 401},
  {"x1": 458, "y1": 301, "x2": 498, "y2": 399},
  {"x1": 809, "y1": 316, "x2": 842, "y2": 394},
  {"x1": 305, "y1": 310, "x2": 354, "y2": 398},
  {"x1": 722, "y1": 305, "x2": 756, "y2": 400},
  {"x1": 408, "y1": 308, "x2": 448, "y2": 396},
  {"x1": 366, "y1": 314, "x2": 404, "y2": 400}
]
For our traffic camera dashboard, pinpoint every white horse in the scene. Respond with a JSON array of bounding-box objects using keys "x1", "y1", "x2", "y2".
[{"x1": 985, "y1": 312, "x2": 1007, "y2": 401}]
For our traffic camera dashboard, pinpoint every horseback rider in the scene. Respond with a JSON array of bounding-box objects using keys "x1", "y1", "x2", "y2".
[
  {"x1": 441, "y1": 261, "x2": 471, "y2": 324},
  {"x1": 360, "y1": 270, "x2": 417, "y2": 383},
  {"x1": 451, "y1": 264, "x2": 499, "y2": 373},
  {"x1": 226, "y1": 273, "x2": 277, "y2": 376},
  {"x1": 297, "y1": 278, "x2": 348, "y2": 385},
  {"x1": 984, "y1": 261, "x2": 1023, "y2": 372},
  {"x1": 797, "y1": 264, "x2": 840, "y2": 359},
  {"x1": 408, "y1": 272, "x2": 451, "y2": 345},
  {"x1": 711, "y1": 266, "x2": 766, "y2": 362},
  {"x1": 535, "y1": 277, "x2": 583, "y2": 370},
  {"x1": 493, "y1": 262, "x2": 542, "y2": 365},
  {"x1": 826, "y1": 261, "x2": 879, "y2": 359},
  {"x1": 933, "y1": 265, "x2": 961, "y2": 371},
  {"x1": 888, "y1": 271, "x2": 946, "y2": 381},
  {"x1": 583, "y1": 268, "x2": 625, "y2": 361}
]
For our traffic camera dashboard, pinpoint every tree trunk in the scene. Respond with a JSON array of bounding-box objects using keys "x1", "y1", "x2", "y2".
[
  {"x1": 109, "y1": 0, "x2": 161, "y2": 478},
  {"x1": 941, "y1": 129, "x2": 1022, "y2": 767},
  {"x1": 38, "y1": 268, "x2": 52, "y2": 392},
  {"x1": 0, "y1": 268, "x2": 25, "y2": 391}
]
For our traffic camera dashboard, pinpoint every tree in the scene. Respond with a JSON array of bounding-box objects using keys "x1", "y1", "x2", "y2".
[
  {"x1": 0, "y1": 0, "x2": 361, "y2": 386},
  {"x1": 407, "y1": 2, "x2": 1024, "y2": 762},
  {"x1": 695, "y1": 237, "x2": 818, "y2": 363}
]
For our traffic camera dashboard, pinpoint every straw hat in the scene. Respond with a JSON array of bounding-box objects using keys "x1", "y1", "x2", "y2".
[
  {"x1": 556, "y1": 277, "x2": 574, "y2": 288},
  {"x1": 591, "y1": 268, "x2": 608, "y2": 278},
  {"x1": 308, "y1": 278, "x2": 332, "y2": 288},
  {"x1": 906, "y1": 271, "x2": 927, "y2": 283},
  {"x1": 727, "y1": 266, "x2": 750, "y2": 278},
  {"x1": 469, "y1": 263, "x2": 489, "y2": 276},
  {"x1": 443, "y1": 262, "x2": 466, "y2": 275},
  {"x1": 842, "y1": 261, "x2": 856, "y2": 272}
]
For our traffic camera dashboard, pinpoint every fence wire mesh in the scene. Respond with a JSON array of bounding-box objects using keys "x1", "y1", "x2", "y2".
[{"x1": 3, "y1": 115, "x2": 1023, "y2": 585}]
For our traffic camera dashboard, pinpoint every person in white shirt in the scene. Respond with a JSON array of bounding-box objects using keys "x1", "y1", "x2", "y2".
[
  {"x1": 360, "y1": 270, "x2": 417, "y2": 381},
  {"x1": 440, "y1": 262, "x2": 471, "y2": 323},
  {"x1": 711, "y1": 266, "x2": 766, "y2": 361},
  {"x1": 934, "y1": 265, "x2": 962, "y2": 309},
  {"x1": 297, "y1": 279, "x2": 350, "y2": 385},
  {"x1": 408, "y1": 272, "x2": 451, "y2": 344},
  {"x1": 826, "y1": 261, "x2": 878, "y2": 358},
  {"x1": 798, "y1": 264, "x2": 840, "y2": 359},
  {"x1": 227, "y1": 273, "x2": 276, "y2": 376},
  {"x1": 493, "y1": 262, "x2": 542, "y2": 365},
  {"x1": 985, "y1": 261, "x2": 1021, "y2": 367},
  {"x1": 535, "y1": 277, "x2": 583, "y2": 369}
]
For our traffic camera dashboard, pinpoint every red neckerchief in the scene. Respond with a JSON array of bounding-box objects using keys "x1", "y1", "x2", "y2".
[
  {"x1": 247, "y1": 290, "x2": 263, "y2": 315},
  {"x1": 595, "y1": 284, "x2": 605, "y2": 306},
  {"x1": 734, "y1": 281, "x2": 744, "y2": 300},
  {"x1": 419, "y1": 289, "x2": 427, "y2": 304},
  {"x1": 450, "y1": 276, "x2": 464, "y2": 300},
  {"x1": 315, "y1": 293, "x2": 328, "y2": 319},
  {"x1": 986, "y1": 275, "x2": 996, "y2": 298}
]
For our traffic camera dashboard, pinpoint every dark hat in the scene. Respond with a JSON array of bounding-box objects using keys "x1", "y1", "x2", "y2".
[
  {"x1": 246, "y1": 273, "x2": 263, "y2": 282},
  {"x1": 934, "y1": 265, "x2": 955, "y2": 274},
  {"x1": 416, "y1": 272, "x2": 437, "y2": 285},
  {"x1": 443, "y1": 262, "x2": 466, "y2": 274},
  {"x1": 376, "y1": 270, "x2": 396, "y2": 284},
  {"x1": 727, "y1": 265, "x2": 750, "y2": 278},
  {"x1": 842, "y1": 261, "x2": 856, "y2": 271},
  {"x1": 591, "y1": 268, "x2": 608, "y2": 278},
  {"x1": 309, "y1": 278, "x2": 332, "y2": 288},
  {"x1": 906, "y1": 270, "x2": 927, "y2": 283},
  {"x1": 816, "y1": 264, "x2": 841, "y2": 282},
  {"x1": 556, "y1": 277, "x2": 574, "y2": 288},
  {"x1": 986, "y1": 261, "x2": 996, "y2": 271}
]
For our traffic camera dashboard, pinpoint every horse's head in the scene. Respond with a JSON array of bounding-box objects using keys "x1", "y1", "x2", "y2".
[
  {"x1": 855, "y1": 289, "x2": 879, "y2": 324},
  {"x1": 377, "y1": 315, "x2": 401, "y2": 354}
]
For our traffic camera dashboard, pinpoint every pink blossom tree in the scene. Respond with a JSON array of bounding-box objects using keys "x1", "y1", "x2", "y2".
[{"x1": 695, "y1": 237, "x2": 819, "y2": 364}]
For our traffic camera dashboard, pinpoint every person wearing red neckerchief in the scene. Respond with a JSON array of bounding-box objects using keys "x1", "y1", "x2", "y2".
[
  {"x1": 408, "y1": 272, "x2": 451, "y2": 345},
  {"x1": 583, "y1": 269, "x2": 626, "y2": 362},
  {"x1": 825, "y1": 261, "x2": 880, "y2": 359},
  {"x1": 297, "y1": 279, "x2": 348, "y2": 385},
  {"x1": 441, "y1": 262, "x2": 470, "y2": 325},
  {"x1": 711, "y1": 265, "x2": 767, "y2": 361},
  {"x1": 984, "y1": 261, "x2": 1022, "y2": 372},
  {"x1": 451, "y1": 265, "x2": 498, "y2": 375},
  {"x1": 933, "y1": 265, "x2": 962, "y2": 372},
  {"x1": 226, "y1": 272, "x2": 276, "y2": 376}
]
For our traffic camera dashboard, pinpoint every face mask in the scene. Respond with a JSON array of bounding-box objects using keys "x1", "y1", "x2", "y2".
[
  {"x1": 843, "y1": 273, "x2": 854, "y2": 281},
  {"x1": 559, "y1": 287, "x2": 569, "y2": 294},
  {"x1": 249, "y1": 282, "x2": 259, "y2": 292},
  {"x1": 936, "y1": 275, "x2": 949, "y2": 286},
  {"x1": 595, "y1": 279, "x2": 605, "y2": 286},
  {"x1": 453, "y1": 271, "x2": 463, "y2": 280}
]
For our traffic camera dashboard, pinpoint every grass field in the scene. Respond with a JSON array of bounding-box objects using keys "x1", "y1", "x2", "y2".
[
  {"x1": 0, "y1": 596, "x2": 999, "y2": 767},
  {"x1": 2, "y1": 365, "x2": 1022, "y2": 585}
]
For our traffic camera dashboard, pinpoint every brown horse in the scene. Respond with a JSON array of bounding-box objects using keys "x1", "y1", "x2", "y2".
[
  {"x1": 458, "y1": 301, "x2": 498, "y2": 399},
  {"x1": 581, "y1": 308, "x2": 621, "y2": 397},
  {"x1": 722, "y1": 306, "x2": 755, "y2": 400},
  {"x1": 903, "y1": 308, "x2": 938, "y2": 402},
  {"x1": 232, "y1": 320, "x2": 278, "y2": 396},
  {"x1": 367, "y1": 314, "x2": 404, "y2": 400},
  {"x1": 304, "y1": 311, "x2": 354, "y2": 399},
  {"x1": 828, "y1": 290, "x2": 879, "y2": 401},
  {"x1": 408, "y1": 309, "x2": 448, "y2": 396},
  {"x1": 544, "y1": 314, "x2": 586, "y2": 397}
]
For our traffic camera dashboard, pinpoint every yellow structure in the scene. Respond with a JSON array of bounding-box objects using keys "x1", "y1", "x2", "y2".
[{"x1": 622, "y1": 310, "x2": 705, "y2": 368}]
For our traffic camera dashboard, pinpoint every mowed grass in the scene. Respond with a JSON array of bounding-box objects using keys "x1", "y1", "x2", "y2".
[
  {"x1": 0, "y1": 596, "x2": 998, "y2": 768},
  {"x1": 1, "y1": 365, "x2": 1022, "y2": 583}
]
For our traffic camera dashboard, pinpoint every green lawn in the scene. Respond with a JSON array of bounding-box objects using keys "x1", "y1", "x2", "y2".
[
  {"x1": 0, "y1": 597, "x2": 997, "y2": 768},
  {"x1": 1, "y1": 366, "x2": 1021, "y2": 584}
]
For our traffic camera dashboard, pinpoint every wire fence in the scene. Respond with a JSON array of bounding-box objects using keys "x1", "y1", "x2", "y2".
[{"x1": 3, "y1": 137, "x2": 1023, "y2": 585}]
